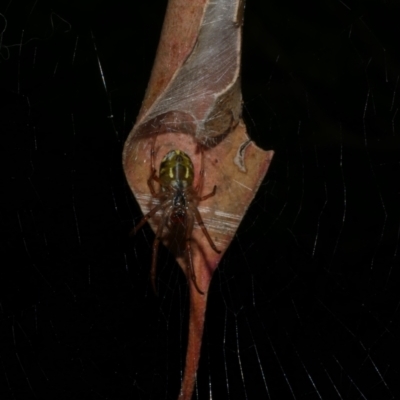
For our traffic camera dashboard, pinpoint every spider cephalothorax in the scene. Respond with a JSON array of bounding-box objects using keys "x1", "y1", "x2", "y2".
[{"x1": 133, "y1": 146, "x2": 220, "y2": 294}]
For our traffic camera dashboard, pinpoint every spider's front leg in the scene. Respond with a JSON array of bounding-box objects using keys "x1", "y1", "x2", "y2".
[
  {"x1": 147, "y1": 141, "x2": 163, "y2": 196},
  {"x1": 194, "y1": 144, "x2": 205, "y2": 194},
  {"x1": 198, "y1": 185, "x2": 217, "y2": 201},
  {"x1": 147, "y1": 169, "x2": 162, "y2": 197},
  {"x1": 133, "y1": 142, "x2": 164, "y2": 234}
]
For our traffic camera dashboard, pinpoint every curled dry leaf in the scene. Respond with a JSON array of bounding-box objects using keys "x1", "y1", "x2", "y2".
[{"x1": 123, "y1": 0, "x2": 274, "y2": 398}]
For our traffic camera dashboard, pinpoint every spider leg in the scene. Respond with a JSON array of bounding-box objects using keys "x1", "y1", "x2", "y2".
[
  {"x1": 147, "y1": 169, "x2": 162, "y2": 197},
  {"x1": 194, "y1": 144, "x2": 205, "y2": 194},
  {"x1": 150, "y1": 138, "x2": 157, "y2": 170},
  {"x1": 192, "y1": 144, "x2": 216, "y2": 204},
  {"x1": 185, "y1": 213, "x2": 204, "y2": 295},
  {"x1": 145, "y1": 137, "x2": 163, "y2": 194},
  {"x1": 191, "y1": 205, "x2": 221, "y2": 254},
  {"x1": 150, "y1": 139, "x2": 161, "y2": 181},
  {"x1": 197, "y1": 185, "x2": 217, "y2": 201},
  {"x1": 150, "y1": 211, "x2": 169, "y2": 295},
  {"x1": 131, "y1": 199, "x2": 171, "y2": 235}
]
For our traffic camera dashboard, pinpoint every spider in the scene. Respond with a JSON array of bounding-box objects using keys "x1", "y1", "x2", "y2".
[{"x1": 132, "y1": 142, "x2": 221, "y2": 295}]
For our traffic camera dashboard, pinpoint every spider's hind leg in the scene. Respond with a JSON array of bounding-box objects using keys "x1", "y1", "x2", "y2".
[
  {"x1": 184, "y1": 213, "x2": 205, "y2": 295},
  {"x1": 131, "y1": 202, "x2": 164, "y2": 236},
  {"x1": 150, "y1": 212, "x2": 169, "y2": 295},
  {"x1": 192, "y1": 206, "x2": 221, "y2": 254}
]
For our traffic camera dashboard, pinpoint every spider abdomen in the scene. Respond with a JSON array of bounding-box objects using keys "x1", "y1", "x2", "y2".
[{"x1": 159, "y1": 150, "x2": 194, "y2": 189}]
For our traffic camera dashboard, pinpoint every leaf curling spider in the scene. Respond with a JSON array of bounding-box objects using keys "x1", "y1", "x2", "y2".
[{"x1": 132, "y1": 143, "x2": 221, "y2": 295}]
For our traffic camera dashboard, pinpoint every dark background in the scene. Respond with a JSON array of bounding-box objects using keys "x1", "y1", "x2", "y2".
[{"x1": 1, "y1": 0, "x2": 400, "y2": 399}]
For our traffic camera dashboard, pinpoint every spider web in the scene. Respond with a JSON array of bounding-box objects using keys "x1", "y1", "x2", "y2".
[{"x1": 1, "y1": 0, "x2": 400, "y2": 399}]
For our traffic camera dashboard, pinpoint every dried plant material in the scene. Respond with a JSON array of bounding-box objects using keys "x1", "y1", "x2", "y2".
[{"x1": 123, "y1": 0, "x2": 274, "y2": 398}]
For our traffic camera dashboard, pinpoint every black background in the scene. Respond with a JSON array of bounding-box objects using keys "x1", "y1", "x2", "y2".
[{"x1": 1, "y1": 0, "x2": 400, "y2": 399}]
